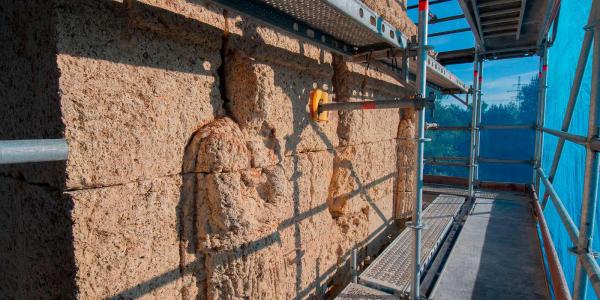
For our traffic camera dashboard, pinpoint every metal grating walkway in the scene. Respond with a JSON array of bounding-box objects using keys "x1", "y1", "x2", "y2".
[
  {"x1": 336, "y1": 283, "x2": 398, "y2": 300},
  {"x1": 358, "y1": 194, "x2": 465, "y2": 296}
]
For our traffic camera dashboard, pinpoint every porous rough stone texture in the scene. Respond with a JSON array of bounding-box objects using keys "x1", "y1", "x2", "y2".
[
  {"x1": 56, "y1": 0, "x2": 225, "y2": 189},
  {"x1": 224, "y1": 17, "x2": 339, "y2": 157},
  {"x1": 334, "y1": 58, "x2": 413, "y2": 146},
  {"x1": 0, "y1": 177, "x2": 75, "y2": 299},
  {"x1": 68, "y1": 176, "x2": 182, "y2": 299},
  {"x1": 396, "y1": 109, "x2": 418, "y2": 219},
  {"x1": 179, "y1": 121, "x2": 403, "y2": 299}
]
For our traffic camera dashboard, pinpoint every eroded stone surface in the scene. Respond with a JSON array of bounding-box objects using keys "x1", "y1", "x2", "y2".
[
  {"x1": 396, "y1": 109, "x2": 418, "y2": 219},
  {"x1": 56, "y1": 0, "x2": 224, "y2": 189},
  {"x1": 224, "y1": 46, "x2": 338, "y2": 157},
  {"x1": 334, "y1": 58, "x2": 413, "y2": 146},
  {"x1": 69, "y1": 176, "x2": 182, "y2": 299},
  {"x1": 0, "y1": 177, "x2": 75, "y2": 299}
]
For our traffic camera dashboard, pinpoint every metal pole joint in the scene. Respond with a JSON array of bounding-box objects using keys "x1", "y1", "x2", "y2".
[
  {"x1": 584, "y1": 21, "x2": 600, "y2": 32},
  {"x1": 415, "y1": 92, "x2": 436, "y2": 111},
  {"x1": 405, "y1": 221, "x2": 426, "y2": 230},
  {"x1": 569, "y1": 245, "x2": 596, "y2": 257}
]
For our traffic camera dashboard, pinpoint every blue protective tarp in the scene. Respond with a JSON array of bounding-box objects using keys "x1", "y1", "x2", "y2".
[{"x1": 540, "y1": 0, "x2": 599, "y2": 299}]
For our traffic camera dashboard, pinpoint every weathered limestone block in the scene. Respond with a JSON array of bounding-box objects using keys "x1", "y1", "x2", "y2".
[
  {"x1": 334, "y1": 59, "x2": 413, "y2": 146},
  {"x1": 137, "y1": 0, "x2": 225, "y2": 30},
  {"x1": 197, "y1": 168, "x2": 287, "y2": 251},
  {"x1": 205, "y1": 238, "x2": 297, "y2": 299},
  {"x1": 327, "y1": 140, "x2": 398, "y2": 217},
  {"x1": 0, "y1": 177, "x2": 75, "y2": 299},
  {"x1": 190, "y1": 150, "x2": 343, "y2": 299},
  {"x1": 186, "y1": 118, "x2": 251, "y2": 173},
  {"x1": 68, "y1": 176, "x2": 182, "y2": 299},
  {"x1": 396, "y1": 109, "x2": 417, "y2": 218},
  {"x1": 225, "y1": 16, "x2": 339, "y2": 157},
  {"x1": 55, "y1": 0, "x2": 224, "y2": 189},
  {"x1": 2, "y1": 1, "x2": 420, "y2": 299},
  {"x1": 185, "y1": 124, "x2": 372, "y2": 299}
]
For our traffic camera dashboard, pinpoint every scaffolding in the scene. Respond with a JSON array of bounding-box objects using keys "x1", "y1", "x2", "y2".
[{"x1": 2, "y1": 0, "x2": 600, "y2": 299}]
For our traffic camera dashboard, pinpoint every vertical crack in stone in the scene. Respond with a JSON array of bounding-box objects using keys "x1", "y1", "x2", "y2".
[{"x1": 217, "y1": 9, "x2": 233, "y2": 117}]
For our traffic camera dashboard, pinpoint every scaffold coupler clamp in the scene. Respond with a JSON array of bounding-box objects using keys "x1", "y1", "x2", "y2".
[
  {"x1": 415, "y1": 91, "x2": 436, "y2": 119},
  {"x1": 425, "y1": 122, "x2": 439, "y2": 130},
  {"x1": 405, "y1": 221, "x2": 426, "y2": 230},
  {"x1": 568, "y1": 246, "x2": 589, "y2": 256},
  {"x1": 415, "y1": 91, "x2": 435, "y2": 110},
  {"x1": 584, "y1": 21, "x2": 600, "y2": 32}
]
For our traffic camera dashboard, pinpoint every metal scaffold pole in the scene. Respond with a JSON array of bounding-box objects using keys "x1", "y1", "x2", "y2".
[
  {"x1": 0, "y1": 139, "x2": 68, "y2": 165},
  {"x1": 533, "y1": 45, "x2": 549, "y2": 191},
  {"x1": 573, "y1": 20, "x2": 600, "y2": 300},
  {"x1": 468, "y1": 51, "x2": 480, "y2": 199},
  {"x1": 474, "y1": 59, "x2": 484, "y2": 183},
  {"x1": 412, "y1": 0, "x2": 429, "y2": 299}
]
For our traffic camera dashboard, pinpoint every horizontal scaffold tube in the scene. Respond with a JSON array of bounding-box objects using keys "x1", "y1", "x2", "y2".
[
  {"x1": 0, "y1": 139, "x2": 68, "y2": 165},
  {"x1": 318, "y1": 99, "x2": 418, "y2": 112},
  {"x1": 425, "y1": 156, "x2": 531, "y2": 165},
  {"x1": 426, "y1": 156, "x2": 469, "y2": 161},
  {"x1": 427, "y1": 124, "x2": 534, "y2": 131},
  {"x1": 424, "y1": 160, "x2": 470, "y2": 167},
  {"x1": 478, "y1": 158, "x2": 532, "y2": 164}
]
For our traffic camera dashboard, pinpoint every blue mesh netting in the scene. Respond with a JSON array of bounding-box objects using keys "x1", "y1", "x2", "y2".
[{"x1": 540, "y1": 0, "x2": 599, "y2": 298}]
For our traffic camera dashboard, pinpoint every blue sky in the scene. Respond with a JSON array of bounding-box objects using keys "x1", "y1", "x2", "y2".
[{"x1": 406, "y1": 1, "x2": 539, "y2": 105}]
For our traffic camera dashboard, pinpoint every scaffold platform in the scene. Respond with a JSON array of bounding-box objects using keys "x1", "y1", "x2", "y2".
[{"x1": 357, "y1": 194, "x2": 465, "y2": 297}]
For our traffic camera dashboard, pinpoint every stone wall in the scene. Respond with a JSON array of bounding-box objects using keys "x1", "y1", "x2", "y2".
[{"x1": 0, "y1": 0, "x2": 418, "y2": 299}]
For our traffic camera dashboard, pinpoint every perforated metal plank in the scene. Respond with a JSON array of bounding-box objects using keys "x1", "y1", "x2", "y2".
[
  {"x1": 208, "y1": 0, "x2": 407, "y2": 55},
  {"x1": 336, "y1": 283, "x2": 398, "y2": 300},
  {"x1": 423, "y1": 56, "x2": 470, "y2": 92},
  {"x1": 383, "y1": 55, "x2": 469, "y2": 92},
  {"x1": 259, "y1": 0, "x2": 407, "y2": 48},
  {"x1": 358, "y1": 195, "x2": 465, "y2": 296},
  {"x1": 208, "y1": 0, "x2": 468, "y2": 93}
]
